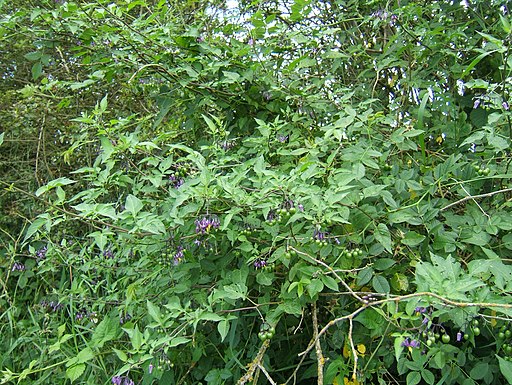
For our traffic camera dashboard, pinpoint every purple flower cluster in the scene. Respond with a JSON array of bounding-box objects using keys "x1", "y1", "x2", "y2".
[
  {"x1": 11, "y1": 261, "x2": 25, "y2": 272},
  {"x1": 195, "y1": 215, "x2": 220, "y2": 234},
  {"x1": 313, "y1": 228, "x2": 328, "y2": 241},
  {"x1": 254, "y1": 259, "x2": 267, "y2": 269},
  {"x1": 103, "y1": 249, "x2": 114, "y2": 259},
  {"x1": 169, "y1": 174, "x2": 184, "y2": 189},
  {"x1": 401, "y1": 338, "x2": 420, "y2": 348},
  {"x1": 36, "y1": 246, "x2": 48, "y2": 261},
  {"x1": 277, "y1": 134, "x2": 289, "y2": 143},
  {"x1": 173, "y1": 246, "x2": 185, "y2": 265},
  {"x1": 40, "y1": 300, "x2": 63, "y2": 312},
  {"x1": 112, "y1": 375, "x2": 134, "y2": 385}
]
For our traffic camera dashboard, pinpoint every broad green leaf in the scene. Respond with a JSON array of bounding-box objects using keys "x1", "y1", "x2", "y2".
[
  {"x1": 91, "y1": 317, "x2": 120, "y2": 349},
  {"x1": 406, "y1": 371, "x2": 421, "y2": 385},
  {"x1": 218, "y1": 320, "x2": 230, "y2": 342},
  {"x1": 66, "y1": 364, "x2": 85, "y2": 383},
  {"x1": 372, "y1": 275, "x2": 390, "y2": 293},
  {"x1": 497, "y1": 355, "x2": 512, "y2": 383},
  {"x1": 125, "y1": 194, "x2": 143, "y2": 217},
  {"x1": 374, "y1": 223, "x2": 392, "y2": 253}
]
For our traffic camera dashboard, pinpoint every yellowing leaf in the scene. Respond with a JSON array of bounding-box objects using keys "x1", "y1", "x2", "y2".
[{"x1": 343, "y1": 343, "x2": 351, "y2": 358}]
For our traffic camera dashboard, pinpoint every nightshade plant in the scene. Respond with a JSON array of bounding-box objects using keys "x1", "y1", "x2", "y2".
[{"x1": 3, "y1": 0, "x2": 512, "y2": 384}]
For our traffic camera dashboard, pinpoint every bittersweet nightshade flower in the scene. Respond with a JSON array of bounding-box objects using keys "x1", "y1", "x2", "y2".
[
  {"x1": 254, "y1": 259, "x2": 267, "y2": 269},
  {"x1": 415, "y1": 306, "x2": 427, "y2": 314},
  {"x1": 503, "y1": 101, "x2": 509, "y2": 110},
  {"x1": 473, "y1": 99, "x2": 481, "y2": 109},
  {"x1": 195, "y1": 215, "x2": 220, "y2": 234},
  {"x1": 11, "y1": 261, "x2": 25, "y2": 272},
  {"x1": 457, "y1": 331, "x2": 462, "y2": 342},
  {"x1": 401, "y1": 338, "x2": 420, "y2": 348},
  {"x1": 169, "y1": 174, "x2": 184, "y2": 189},
  {"x1": 36, "y1": 246, "x2": 48, "y2": 261},
  {"x1": 173, "y1": 246, "x2": 185, "y2": 265}
]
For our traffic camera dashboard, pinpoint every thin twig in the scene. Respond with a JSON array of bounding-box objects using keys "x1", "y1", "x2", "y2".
[
  {"x1": 257, "y1": 364, "x2": 277, "y2": 385},
  {"x1": 440, "y1": 187, "x2": 512, "y2": 211},
  {"x1": 290, "y1": 247, "x2": 364, "y2": 303},
  {"x1": 298, "y1": 290, "x2": 512, "y2": 379}
]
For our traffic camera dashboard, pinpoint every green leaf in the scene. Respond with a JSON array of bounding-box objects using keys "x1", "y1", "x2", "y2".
[
  {"x1": 125, "y1": 194, "x2": 143, "y2": 217},
  {"x1": 421, "y1": 369, "x2": 435, "y2": 385},
  {"x1": 497, "y1": 355, "x2": 512, "y2": 383},
  {"x1": 66, "y1": 364, "x2": 85, "y2": 383},
  {"x1": 402, "y1": 232, "x2": 426, "y2": 246},
  {"x1": 169, "y1": 337, "x2": 190, "y2": 348},
  {"x1": 0, "y1": 132, "x2": 4, "y2": 146},
  {"x1": 35, "y1": 177, "x2": 76, "y2": 196},
  {"x1": 147, "y1": 300, "x2": 162, "y2": 324},
  {"x1": 373, "y1": 258, "x2": 396, "y2": 271},
  {"x1": 32, "y1": 62, "x2": 43, "y2": 80},
  {"x1": 374, "y1": 223, "x2": 392, "y2": 253},
  {"x1": 469, "y1": 362, "x2": 489, "y2": 380},
  {"x1": 23, "y1": 215, "x2": 51, "y2": 242},
  {"x1": 218, "y1": 320, "x2": 230, "y2": 342},
  {"x1": 24, "y1": 51, "x2": 41, "y2": 61},
  {"x1": 406, "y1": 371, "x2": 421, "y2": 385},
  {"x1": 307, "y1": 279, "x2": 324, "y2": 297},
  {"x1": 372, "y1": 275, "x2": 390, "y2": 293},
  {"x1": 320, "y1": 275, "x2": 339, "y2": 291},
  {"x1": 357, "y1": 266, "x2": 373, "y2": 286},
  {"x1": 91, "y1": 317, "x2": 120, "y2": 349}
]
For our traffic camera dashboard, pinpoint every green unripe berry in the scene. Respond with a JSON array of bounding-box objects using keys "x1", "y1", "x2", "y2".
[{"x1": 442, "y1": 334, "x2": 450, "y2": 343}]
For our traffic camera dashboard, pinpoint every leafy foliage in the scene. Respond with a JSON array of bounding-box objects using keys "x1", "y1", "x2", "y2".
[{"x1": 2, "y1": 1, "x2": 512, "y2": 384}]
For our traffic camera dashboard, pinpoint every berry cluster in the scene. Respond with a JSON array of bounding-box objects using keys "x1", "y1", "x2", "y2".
[
  {"x1": 473, "y1": 163, "x2": 490, "y2": 176},
  {"x1": 258, "y1": 323, "x2": 275, "y2": 341}
]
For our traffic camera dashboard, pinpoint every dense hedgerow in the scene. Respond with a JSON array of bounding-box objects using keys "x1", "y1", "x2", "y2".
[{"x1": 2, "y1": 1, "x2": 512, "y2": 384}]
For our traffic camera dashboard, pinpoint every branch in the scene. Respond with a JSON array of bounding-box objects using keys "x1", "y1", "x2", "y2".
[
  {"x1": 237, "y1": 340, "x2": 269, "y2": 385},
  {"x1": 440, "y1": 187, "x2": 512, "y2": 211},
  {"x1": 312, "y1": 302, "x2": 324, "y2": 385},
  {"x1": 289, "y1": 247, "x2": 364, "y2": 303},
  {"x1": 298, "y1": 291, "x2": 512, "y2": 380}
]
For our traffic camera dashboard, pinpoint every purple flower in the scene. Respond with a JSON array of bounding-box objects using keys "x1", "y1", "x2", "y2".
[
  {"x1": 401, "y1": 338, "x2": 420, "y2": 348},
  {"x1": 173, "y1": 246, "x2": 185, "y2": 265},
  {"x1": 297, "y1": 203, "x2": 304, "y2": 212},
  {"x1": 112, "y1": 375, "x2": 134, "y2": 385},
  {"x1": 149, "y1": 364, "x2": 154, "y2": 374},
  {"x1": 415, "y1": 306, "x2": 427, "y2": 314},
  {"x1": 36, "y1": 246, "x2": 48, "y2": 261},
  {"x1": 169, "y1": 174, "x2": 184, "y2": 189},
  {"x1": 313, "y1": 228, "x2": 328, "y2": 241},
  {"x1": 103, "y1": 249, "x2": 114, "y2": 259},
  {"x1": 456, "y1": 331, "x2": 462, "y2": 342},
  {"x1": 503, "y1": 101, "x2": 509, "y2": 110},
  {"x1": 254, "y1": 259, "x2": 267, "y2": 269},
  {"x1": 473, "y1": 99, "x2": 481, "y2": 109},
  {"x1": 11, "y1": 261, "x2": 26, "y2": 272},
  {"x1": 195, "y1": 215, "x2": 220, "y2": 234},
  {"x1": 277, "y1": 134, "x2": 289, "y2": 143}
]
